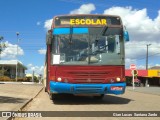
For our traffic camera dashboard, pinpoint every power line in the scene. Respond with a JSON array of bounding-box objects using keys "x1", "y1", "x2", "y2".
[{"x1": 135, "y1": 52, "x2": 160, "y2": 61}]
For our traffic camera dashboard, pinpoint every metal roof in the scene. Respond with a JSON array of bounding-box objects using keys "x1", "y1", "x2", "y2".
[
  {"x1": 150, "y1": 66, "x2": 160, "y2": 70},
  {"x1": 0, "y1": 60, "x2": 27, "y2": 70}
]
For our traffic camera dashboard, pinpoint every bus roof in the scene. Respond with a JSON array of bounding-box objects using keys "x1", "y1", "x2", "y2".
[{"x1": 53, "y1": 14, "x2": 121, "y2": 18}]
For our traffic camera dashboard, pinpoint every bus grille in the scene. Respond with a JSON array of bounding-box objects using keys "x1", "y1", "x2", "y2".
[
  {"x1": 74, "y1": 78, "x2": 105, "y2": 83},
  {"x1": 75, "y1": 86, "x2": 103, "y2": 94},
  {"x1": 69, "y1": 71, "x2": 109, "y2": 83}
]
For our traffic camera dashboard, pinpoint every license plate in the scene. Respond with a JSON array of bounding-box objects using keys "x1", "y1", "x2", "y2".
[{"x1": 111, "y1": 86, "x2": 123, "y2": 91}]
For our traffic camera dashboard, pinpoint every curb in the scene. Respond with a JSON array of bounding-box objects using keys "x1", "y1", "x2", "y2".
[
  {"x1": 20, "y1": 87, "x2": 44, "y2": 111},
  {"x1": 0, "y1": 82, "x2": 38, "y2": 84},
  {"x1": 6, "y1": 87, "x2": 44, "y2": 120}
]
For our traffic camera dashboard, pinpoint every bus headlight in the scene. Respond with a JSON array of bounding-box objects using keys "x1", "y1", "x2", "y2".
[
  {"x1": 57, "y1": 77, "x2": 62, "y2": 82},
  {"x1": 116, "y1": 77, "x2": 121, "y2": 82}
]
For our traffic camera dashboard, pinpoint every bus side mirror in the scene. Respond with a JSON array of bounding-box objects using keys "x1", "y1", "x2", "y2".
[
  {"x1": 46, "y1": 30, "x2": 52, "y2": 45},
  {"x1": 124, "y1": 30, "x2": 129, "y2": 42}
]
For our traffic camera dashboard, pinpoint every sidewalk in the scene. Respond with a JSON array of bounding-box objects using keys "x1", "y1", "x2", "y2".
[
  {"x1": 126, "y1": 86, "x2": 160, "y2": 96},
  {"x1": 0, "y1": 83, "x2": 43, "y2": 111}
]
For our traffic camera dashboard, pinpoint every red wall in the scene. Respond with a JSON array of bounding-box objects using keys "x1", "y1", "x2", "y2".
[{"x1": 125, "y1": 69, "x2": 148, "y2": 77}]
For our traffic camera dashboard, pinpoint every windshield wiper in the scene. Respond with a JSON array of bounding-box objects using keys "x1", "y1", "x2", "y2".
[
  {"x1": 101, "y1": 25, "x2": 108, "y2": 36},
  {"x1": 69, "y1": 26, "x2": 73, "y2": 44}
]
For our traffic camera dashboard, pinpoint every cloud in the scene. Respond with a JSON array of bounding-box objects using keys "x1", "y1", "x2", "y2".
[
  {"x1": 36, "y1": 21, "x2": 41, "y2": 26},
  {"x1": 125, "y1": 41, "x2": 160, "y2": 59},
  {"x1": 103, "y1": 6, "x2": 160, "y2": 42},
  {"x1": 103, "y1": 6, "x2": 160, "y2": 67},
  {"x1": 38, "y1": 48, "x2": 46, "y2": 55},
  {"x1": 26, "y1": 63, "x2": 44, "y2": 75},
  {"x1": 70, "y1": 3, "x2": 96, "y2": 14},
  {"x1": 125, "y1": 58, "x2": 137, "y2": 68},
  {"x1": 27, "y1": 64, "x2": 33, "y2": 67},
  {"x1": 44, "y1": 19, "x2": 52, "y2": 30},
  {"x1": 44, "y1": 3, "x2": 96, "y2": 30},
  {"x1": 1, "y1": 41, "x2": 24, "y2": 59}
]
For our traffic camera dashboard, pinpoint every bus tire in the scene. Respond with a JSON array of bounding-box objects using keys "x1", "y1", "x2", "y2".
[
  {"x1": 50, "y1": 93, "x2": 58, "y2": 100},
  {"x1": 93, "y1": 94, "x2": 104, "y2": 100},
  {"x1": 45, "y1": 87, "x2": 47, "y2": 92},
  {"x1": 50, "y1": 93, "x2": 53, "y2": 100}
]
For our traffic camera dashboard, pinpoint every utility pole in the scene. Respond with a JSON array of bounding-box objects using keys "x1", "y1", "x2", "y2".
[
  {"x1": 146, "y1": 44, "x2": 151, "y2": 87},
  {"x1": 32, "y1": 70, "x2": 34, "y2": 82},
  {"x1": 16, "y1": 32, "x2": 19, "y2": 82}
]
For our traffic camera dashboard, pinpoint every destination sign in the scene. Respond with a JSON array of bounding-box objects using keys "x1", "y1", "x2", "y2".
[
  {"x1": 69, "y1": 19, "x2": 107, "y2": 25},
  {"x1": 54, "y1": 15, "x2": 121, "y2": 27}
]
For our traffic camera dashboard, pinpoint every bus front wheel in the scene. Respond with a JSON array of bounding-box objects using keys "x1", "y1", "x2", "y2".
[
  {"x1": 45, "y1": 87, "x2": 47, "y2": 92},
  {"x1": 50, "y1": 93, "x2": 59, "y2": 100}
]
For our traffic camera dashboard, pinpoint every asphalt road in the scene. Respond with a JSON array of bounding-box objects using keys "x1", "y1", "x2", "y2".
[
  {"x1": 127, "y1": 86, "x2": 160, "y2": 96},
  {"x1": 15, "y1": 87, "x2": 160, "y2": 120}
]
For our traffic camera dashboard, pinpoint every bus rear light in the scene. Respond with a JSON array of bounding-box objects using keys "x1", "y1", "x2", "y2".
[{"x1": 111, "y1": 86, "x2": 123, "y2": 91}]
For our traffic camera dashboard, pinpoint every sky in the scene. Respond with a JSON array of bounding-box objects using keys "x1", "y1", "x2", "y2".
[{"x1": 0, "y1": 0, "x2": 160, "y2": 75}]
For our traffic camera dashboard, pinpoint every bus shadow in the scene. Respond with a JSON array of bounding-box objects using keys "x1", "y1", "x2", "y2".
[
  {"x1": 52, "y1": 94, "x2": 133, "y2": 105},
  {"x1": 0, "y1": 96, "x2": 27, "y2": 103}
]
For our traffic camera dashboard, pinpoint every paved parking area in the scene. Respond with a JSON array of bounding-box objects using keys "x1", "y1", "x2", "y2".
[
  {"x1": 14, "y1": 86, "x2": 160, "y2": 120},
  {"x1": 0, "y1": 84, "x2": 159, "y2": 120},
  {"x1": 0, "y1": 84, "x2": 159, "y2": 112},
  {"x1": 126, "y1": 86, "x2": 160, "y2": 96},
  {"x1": 0, "y1": 83, "x2": 43, "y2": 111}
]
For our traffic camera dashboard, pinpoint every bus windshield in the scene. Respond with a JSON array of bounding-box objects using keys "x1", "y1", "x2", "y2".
[{"x1": 51, "y1": 27, "x2": 124, "y2": 65}]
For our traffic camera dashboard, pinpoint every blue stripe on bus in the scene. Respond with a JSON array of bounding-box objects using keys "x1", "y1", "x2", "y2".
[
  {"x1": 53, "y1": 28, "x2": 88, "y2": 35},
  {"x1": 73, "y1": 28, "x2": 88, "y2": 34},
  {"x1": 53, "y1": 28, "x2": 70, "y2": 34}
]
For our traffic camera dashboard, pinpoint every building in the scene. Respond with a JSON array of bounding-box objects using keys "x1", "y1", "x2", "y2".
[
  {"x1": 125, "y1": 66, "x2": 160, "y2": 86},
  {"x1": 0, "y1": 60, "x2": 27, "y2": 79},
  {"x1": 125, "y1": 69, "x2": 148, "y2": 86},
  {"x1": 148, "y1": 66, "x2": 160, "y2": 86}
]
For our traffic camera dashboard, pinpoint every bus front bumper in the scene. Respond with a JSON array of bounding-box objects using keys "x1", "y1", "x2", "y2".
[{"x1": 50, "y1": 81, "x2": 126, "y2": 95}]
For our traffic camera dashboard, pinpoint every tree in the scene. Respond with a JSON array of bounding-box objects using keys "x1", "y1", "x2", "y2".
[{"x1": 0, "y1": 36, "x2": 7, "y2": 60}]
